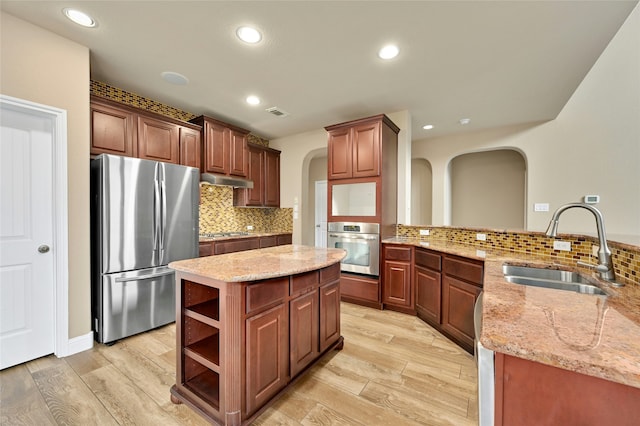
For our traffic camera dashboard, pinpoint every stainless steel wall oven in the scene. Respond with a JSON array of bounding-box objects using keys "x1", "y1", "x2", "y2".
[{"x1": 328, "y1": 222, "x2": 380, "y2": 277}]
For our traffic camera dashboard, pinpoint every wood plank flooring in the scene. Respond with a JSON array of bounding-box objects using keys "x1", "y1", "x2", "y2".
[{"x1": 0, "y1": 303, "x2": 478, "y2": 425}]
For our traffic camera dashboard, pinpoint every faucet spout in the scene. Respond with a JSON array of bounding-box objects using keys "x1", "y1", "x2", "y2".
[{"x1": 545, "y1": 203, "x2": 616, "y2": 282}]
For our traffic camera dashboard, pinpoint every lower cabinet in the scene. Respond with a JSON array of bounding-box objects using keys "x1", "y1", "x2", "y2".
[
  {"x1": 198, "y1": 234, "x2": 292, "y2": 257},
  {"x1": 319, "y1": 279, "x2": 341, "y2": 352},
  {"x1": 494, "y1": 352, "x2": 640, "y2": 426},
  {"x1": 245, "y1": 302, "x2": 289, "y2": 416},
  {"x1": 414, "y1": 265, "x2": 441, "y2": 327},
  {"x1": 290, "y1": 291, "x2": 319, "y2": 377},
  {"x1": 382, "y1": 243, "x2": 483, "y2": 354}
]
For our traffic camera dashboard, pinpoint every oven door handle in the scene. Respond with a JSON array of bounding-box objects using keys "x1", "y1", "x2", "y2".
[{"x1": 329, "y1": 234, "x2": 378, "y2": 240}]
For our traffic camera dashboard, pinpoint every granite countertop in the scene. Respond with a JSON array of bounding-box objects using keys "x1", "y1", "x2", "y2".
[
  {"x1": 169, "y1": 244, "x2": 346, "y2": 282},
  {"x1": 383, "y1": 237, "x2": 640, "y2": 389},
  {"x1": 199, "y1": 231, "x2": 291, "y2": 242}
]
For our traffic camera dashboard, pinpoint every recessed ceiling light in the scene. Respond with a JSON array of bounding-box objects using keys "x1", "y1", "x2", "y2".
[
  {"x1": 378, "y1": 44, "x2": 399, "y2": 60},
  {"x1": 246, "y1": 95, "x2": 261, "y2": 105},
  {"x1": 161, "y1": 71, "x2": 189, "y2": 85},
  {"x1": 63, "y1": 8, "x2": 96, "y2": 28},
  {"x1": 423, "y1": 124, "x2": 434, "y2": 130},
  {"x1": 236, "y1": 26, "x2": 262, "y2": 44},
  {"x1": 459, "y1": 118, "x2": 471, "y2": 125}
]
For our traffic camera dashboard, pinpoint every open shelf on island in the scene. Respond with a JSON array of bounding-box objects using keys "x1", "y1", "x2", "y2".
[
  {"x1": 184, "y1": 366, "x2": 220, "y2": 411},
  {"x1": 184, "y1": 334, "x2": 220, "y2": 372}
]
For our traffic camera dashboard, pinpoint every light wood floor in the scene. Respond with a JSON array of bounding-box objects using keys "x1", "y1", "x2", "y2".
[{"x1": 0, "y1": 303, "x2": 478, "y2": 425}]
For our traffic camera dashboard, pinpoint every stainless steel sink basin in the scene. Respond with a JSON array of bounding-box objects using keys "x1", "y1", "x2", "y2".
[{"x1": 502, "y1": 264, "x2": 607, "y2": 296}]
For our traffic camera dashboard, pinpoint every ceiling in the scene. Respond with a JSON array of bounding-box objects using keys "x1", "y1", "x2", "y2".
[{"x1": 2, "y1": 1, "x2": 637, "y2": 141}]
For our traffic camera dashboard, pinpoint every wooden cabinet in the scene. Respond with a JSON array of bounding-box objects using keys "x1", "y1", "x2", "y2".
[
  {"x1": 326, "y1": 116, "x2": 394, "y2": 180},
  {"x1": 415, "y1": 248, "x2": 442, "y2": 327},
  {"x1": 172, "y1": 256, "x2": 343, "y2": 425},
  {"x1": 137, "y1": 114, "x2": 180, "y2": 164},
  {"x1": 340, "y1": 273, "x2": 381, "y2": 309},
  {"x1": 441, "y1": 255, "x2": 483, "y2": 353},
  {"x1": 190, "y1": 115, "x2": 249, "y2": 177},
  {"x1": 90, "y1": 95, "x2": 201, "y2": 167},
  {"x1": 179, "y1": 127, "x2": 201, "y2": 168},
  {"x1": 198, "y1": 234, "x2": 292, "y2": 257},
  {"x1": 289, "y1": 264, "x2": 340, "y2": 377},
  {"x1": 382, "y1": 245, "x2": 414, "y2": 314},
  {"x1": 380, "y1": 243, "x2": 482, "y2": 354},
  {"x1": 90, "y1": 99, "x2": 136, "y2": 157},
  {"x1": 245, "y1": 301, "x2": 288, "y2": 416},
  {"x1": 494, "y1": 352, "x2": 640, "y2": 426},
  {"x1": 234, "y1": 143, "x2": 281, "y2": 208}
]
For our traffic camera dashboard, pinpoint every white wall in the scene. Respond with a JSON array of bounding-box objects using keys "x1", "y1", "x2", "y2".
[
  {"x1": 1, "y1": 12, "x2": 91, "y2": 338},
  {"x1": 412, "y1": 4, "x2": 640, "y2": 240}
]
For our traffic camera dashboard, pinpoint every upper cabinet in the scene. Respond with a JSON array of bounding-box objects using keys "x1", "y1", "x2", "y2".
[
  {"x1": 189, "y1": 115, "x2": 249, "y2": 177},
  {"x1": 326, "y1": 114, "x2": 398, "y2": 180},
  {"x1": 90, "y1": 95, "x2": 201, "y2": 167},
  {"x1": 234, "y1": 143, "x2": 281, "y2": 208}
]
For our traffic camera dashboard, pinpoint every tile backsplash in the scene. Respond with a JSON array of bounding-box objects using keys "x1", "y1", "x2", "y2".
[
  {"x1": 397, "y1": 224, "x2": 639, "y2": 286},
  {"x1": 200, "y1": 185, "x2": 293, "y2": 234}
]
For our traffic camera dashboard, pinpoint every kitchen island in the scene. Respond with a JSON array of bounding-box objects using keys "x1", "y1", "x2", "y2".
[{"x1": 168, "y1": 245, "x2": 346, "y2": 426}]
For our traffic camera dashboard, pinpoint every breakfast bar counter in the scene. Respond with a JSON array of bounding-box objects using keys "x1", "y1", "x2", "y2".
[{"x1": 168, "y1": 245, "x2": 346, "y2": 425}]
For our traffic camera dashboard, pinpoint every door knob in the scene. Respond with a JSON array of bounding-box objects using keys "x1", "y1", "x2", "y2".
[{"x1": 38, "y1": 245, "x2": 50, "y2": 253}]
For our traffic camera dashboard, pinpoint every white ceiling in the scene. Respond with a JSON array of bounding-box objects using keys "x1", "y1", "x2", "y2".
[{"x1": 2, "y1": 1, "x2": 637, "y2": 141}]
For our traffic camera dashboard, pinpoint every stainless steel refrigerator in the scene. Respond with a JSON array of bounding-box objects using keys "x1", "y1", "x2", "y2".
[{"x1": 91, "y1": 154, "x2": 199, "y2": 343}]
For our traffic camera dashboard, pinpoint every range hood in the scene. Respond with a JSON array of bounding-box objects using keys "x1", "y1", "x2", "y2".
[{"x1": 200, "y1": 173, "x2": 254, "y2": 189}]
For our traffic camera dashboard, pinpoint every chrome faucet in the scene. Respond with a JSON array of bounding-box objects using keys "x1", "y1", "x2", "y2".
[{"x1": 545, "y1": 203, "x2": 619, "y2": 284}]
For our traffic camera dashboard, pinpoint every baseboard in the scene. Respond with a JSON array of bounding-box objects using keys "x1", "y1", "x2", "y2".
[{"x1": 61, "y1": 331, "x2": 94, "y2": 357}]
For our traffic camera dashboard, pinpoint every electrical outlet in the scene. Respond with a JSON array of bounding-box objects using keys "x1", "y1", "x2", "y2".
[
  {"x1": 534, "y1": 203, "x2": 549, "y2": 212},
  {"x1": 476, "y1": 233, "x2": 486, "y2": 241},
  {"x1": 592, "y1": 245, "x2": 600, "y2": 257},
  {"x1": 419, "y1": 229, "x2": 430, "y2": 236},
  {"x1": 247, "y1": 225, "x2": 254, "y2": 231},
  {"x1": 553, "y1": 240, "x2": 572, "y2": 251}
]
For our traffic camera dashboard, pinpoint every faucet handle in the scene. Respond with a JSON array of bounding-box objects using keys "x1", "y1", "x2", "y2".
[{"x1": 577, "y1": 261, "x2": 610, "y2": 273}]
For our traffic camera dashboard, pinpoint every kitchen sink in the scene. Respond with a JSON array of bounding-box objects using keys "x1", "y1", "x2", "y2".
[{"x1": 502, "y1": 264, "x2": 607, "y2": 296}]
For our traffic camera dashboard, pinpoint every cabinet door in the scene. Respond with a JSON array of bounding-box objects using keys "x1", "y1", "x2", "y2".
[
  {"x1": 290, "y1": 291, "x2": 319, "y2": 377},
  {"x1": 90, "y1": 102, "x2": 136, "y2": 157},
  {"x1": 415, "y1": 266, "x2": 441, "y2": 326},
  {"x1": 229, "y1": 129, "x2": 248, "y2": 177},
  {"x1": 383, "y1": 260, "x2": 412, "y2": 309},
  {"x1": 319, "y1": 280, "x2": 340, "y2": 352},
  {"x1": 137, "y1": 115, "x2": 179, "y2": 164},
  {"x1": 179, "y1": 127, "x2": 201, "y2": 168},
  {"x1": 442, "y1": 276, "x2": 481, "y2": 352},
  {"x1": 245, "y1": 303, "x2": 289, "y2": 416},
  {"x1": 264, "y1": 149, "x2": 280, "y2": 207},
  {"x1": 203, "y1": 121, "x2": 229, "y2": 174},
  {"x1": 244, "y1": 145, "x2": 265, "y2": 206},
  {"x1": 352, "y1": 121, "x2": 380, "y2": 178},
  {"x1": 327, "y1": 128, "x2": 352, "y2": 179}
]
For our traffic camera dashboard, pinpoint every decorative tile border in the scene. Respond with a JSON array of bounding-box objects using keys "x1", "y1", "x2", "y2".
[{"x1": 397, "y1": 225, "x2": 639, "y2": 285}]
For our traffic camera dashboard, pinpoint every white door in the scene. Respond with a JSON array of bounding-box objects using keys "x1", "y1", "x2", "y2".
[
  {"x1": 0, "y1": 105, "x2": 55, "y2": 369},
  {"x1": 314, "y1": 180, "x2": 327, "y2": 248}
]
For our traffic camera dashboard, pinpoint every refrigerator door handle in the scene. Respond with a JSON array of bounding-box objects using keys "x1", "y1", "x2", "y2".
[
  {"x1": 159, "y1": 164, "x2": 167, "y2": 265},
  {"x1": 153, "y1": 165, "x2": 161, "y2": 261},
  {"x1": 114, "y1": 269, "x2": 174, "y2": 283}
]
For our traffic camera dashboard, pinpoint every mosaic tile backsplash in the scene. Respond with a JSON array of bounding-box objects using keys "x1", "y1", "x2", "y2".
[
  {"x1": 200, "y1": 185, "x2": 293, "y2": 234},
  {"x1": 90, "y1": 80, "x2": 270, "y2": 145},
  {"x1": 397, "y1": 225, "x2": 639, "y2": 286}
]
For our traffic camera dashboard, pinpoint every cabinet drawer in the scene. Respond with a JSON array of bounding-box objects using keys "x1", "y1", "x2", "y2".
[
  {"x1": 320, "y1": 263, "x2": 340, "y2": 284},
  {"x1": 443, "y1": 256, "x2": 483, "y2": 285},
  {"x1": 384, "y1": 245, "x2": 412, "y2": 261},
  {"x1": 341, "y1": 274, "x2": 379, "y2": 302},
  {"x1": 259, "y1": 236, "x2": 278, "y2": 248},
  {"x1": 199, "y1": 242, "x2": 213, "y2": 257},
  {"x1": 290, "y1": 271, "x2": 319, "y2": 296},
  {"x1": 214, "y1": 238, "x2": 260, "y2": 255},
  {"x1": 415, "y1": 248, "x2": 441, "y2": 271},
  {"x1": 245, "y1": 278, "x2": 289, "y2": 315}
]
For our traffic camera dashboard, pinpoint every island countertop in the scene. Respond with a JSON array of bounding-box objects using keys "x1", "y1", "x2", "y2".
[
  {"x1": 169, "y1": 244, "x2": 347, "y2": 282},
  {"x1": 383, "y1": 237, "x2": 640, "y2": 389}
]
